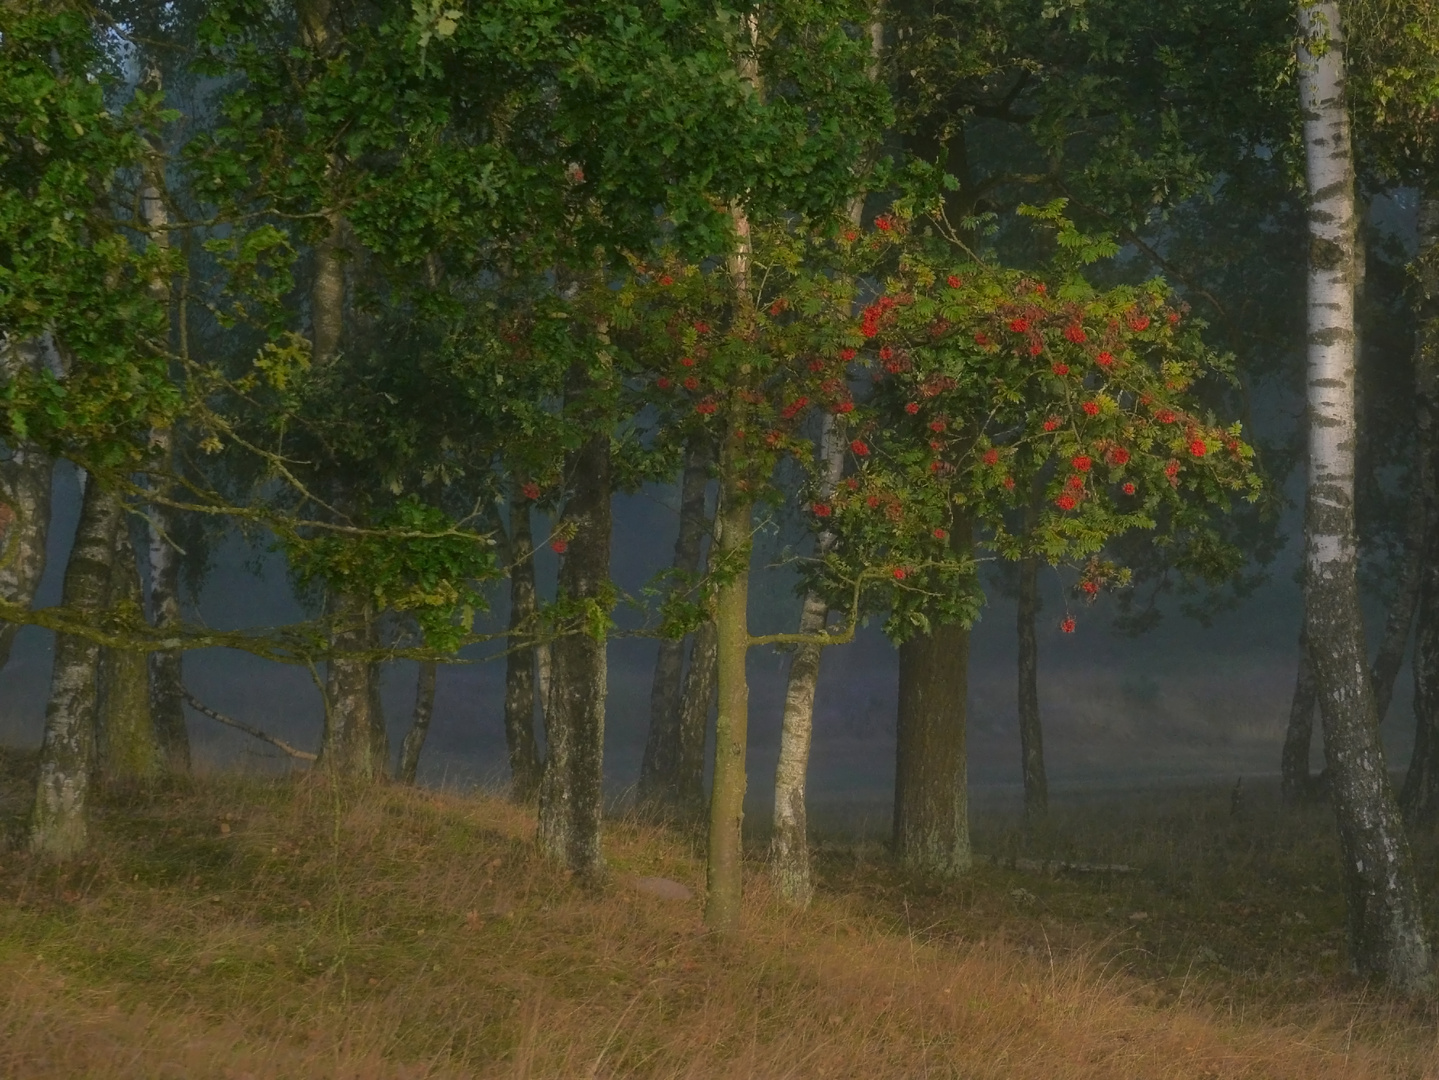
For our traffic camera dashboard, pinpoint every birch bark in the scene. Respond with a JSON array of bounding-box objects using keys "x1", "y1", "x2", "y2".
[
  {"x1": 99, "y1": 526, "x2": 162, "y2": 785},
  {"x1": 767, "y1": 13, "x2": 883, "y2": 908},
  {"x1": 1297, "y1": 0, "x2": 1430, "y2": 990},
  {"x1": 397, "y1": 660, "x2": 437, "y2": 785},
  {"x1": 140, "y1": 146, "x2": 190, "y2": 773},
  {"x1": 30, "y1": 477, "x2": 123, "y2": 858},
  {"x1": 769, "y1": 410, "x2": 843, "y2": 906}
]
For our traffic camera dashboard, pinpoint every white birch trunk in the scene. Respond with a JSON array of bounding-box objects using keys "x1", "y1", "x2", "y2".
[
  {"x1": 769, "y1": 13, "x2": 883, "y2": 907},
  {"x1": 140, "y1": 148, "x2": 190, "y2": 772},
  {"x1": 1298, "y1": 0, "x2": 1430, "y2": 991},
  {"x1": 30, "y1": 478, "x2": 123, "y2": 858}
]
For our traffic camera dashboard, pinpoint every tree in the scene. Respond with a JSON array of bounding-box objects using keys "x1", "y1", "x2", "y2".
[
  {"x1": 823, "y1": 204, "x2": 1260, "y2": 879},
  {"x1": 1294, "y1": 0, "x2": 1429, "y2": 991}
]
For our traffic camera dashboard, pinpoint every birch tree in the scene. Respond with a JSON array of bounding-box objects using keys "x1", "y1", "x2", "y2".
[{"x1": 1294, "y1": 0, "x2": 1429, "y2": 990}]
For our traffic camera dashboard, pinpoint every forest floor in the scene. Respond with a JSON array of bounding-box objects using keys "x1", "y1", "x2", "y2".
[{"x1": 2, "y1": 748, "x2": 1438, "y2": 1078}]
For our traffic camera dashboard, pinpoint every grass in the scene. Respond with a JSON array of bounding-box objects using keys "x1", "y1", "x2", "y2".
[{"x1": 2, "y1": 748, "x2": 1439, "y2": 1078}]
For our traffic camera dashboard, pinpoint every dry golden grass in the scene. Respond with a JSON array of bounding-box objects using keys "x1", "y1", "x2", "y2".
[{"x1": 1, "y1": 751, "x2": 1438, "y2": 1078}]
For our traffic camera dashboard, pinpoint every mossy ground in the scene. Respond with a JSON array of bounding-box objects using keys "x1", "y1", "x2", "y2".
[{"x1": 2, "y1": 748, "x2": 1437, "y2": 1078}]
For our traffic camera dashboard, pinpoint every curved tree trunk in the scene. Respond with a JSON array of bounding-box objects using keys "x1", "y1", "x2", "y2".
[
  {"x1": 398, "y1": 660, "x2": 437, "y2": 785},
  {"x1": 30, "y1": 477, "x2": 123, "y2": 859},
  {"x1": 893, "y1": 514, "x2": 973, "y2": 877},
  {"x1": 767, "y1": 16, "x2": 881, "y2": 900},
  {"x1": 536, "y1": 425, "x2": 612, "y2": 877},
  {"x1": 1016, "y1": 550, "x2": 1048, "y2": 823},
  {"x1": 99, "y1": 527, "x2": 162, "y2": 785},
  {"x1": 1297, "y1": 0, "x2": 1430, "y2": 992},
  {"x1": 0, "y1": 336, "x2": 55, "y2": 673},
  {"x1": 504, "y1": 487, "x2": 543, "y2": 801},
  {"x1": 770, "y1": 411, "x2": 845, "y2": 907},
  {"x1": 1281, "y1": 628, "x2": 1318, "y2": 805},
  {"x1": 704, "y1": 464, "x2": 753, "y2": 932},
  {"x1": 639, "y1": 438, "x2": 712, "y2": 813}
]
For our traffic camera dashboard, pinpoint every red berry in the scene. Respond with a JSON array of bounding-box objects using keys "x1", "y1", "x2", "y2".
[
  {"x1": 551, "y1": 538, "x2": 568, "y2": 554},
  {"x1": 905, "y1": 402, "x2": 920, "y2": 415},
  {"x1": 813, "y1": 503, "x2": 832, "y2": 517},
  {"x1": 850, "y1": 439, "x2": 870, "y2": 456},
  {"x1": 1060, "y1": 616, "x2": 1076, "y2": 633}
]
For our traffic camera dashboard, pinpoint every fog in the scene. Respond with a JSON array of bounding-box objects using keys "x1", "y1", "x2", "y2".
[{"x1": 2, "y1": 446, "x2": 1411, "y2": 825}]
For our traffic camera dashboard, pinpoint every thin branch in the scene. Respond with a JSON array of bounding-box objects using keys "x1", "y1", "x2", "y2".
[{"x1": 183, "y1": 691, "x2": 317, "y2": 761}]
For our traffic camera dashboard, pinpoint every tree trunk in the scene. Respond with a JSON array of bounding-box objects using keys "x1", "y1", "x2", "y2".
[
  {"x1": 770, "y1": 411, "x2": 845, "y2": 907},
  {"x1": 0, "y1": 337, "x2": 55, "y2": 673},
  {"x1": 1297, "y1": 0, "x2": 1431, "y2": 991},
  {"x1": 30, "y1": 477, "x2": 123, "y2": 858},
  {"x1": 308, "y1": 193, "x2": 386, "y2": 780},
  {"x1": 1281, "y1": 628, "x2": 1318, "y2": 805},
  {"x1": 536, "y1": 427, "x2": 612, "y2": 877},
  {"x1": 146, "y1": 440, "x2": 190, "y2": 774},
  {"x1": 768, "y1": 17, "x2": 882, "y2": 904},
  {"x1": 1016, "y1": 551, "x2": 1048, "y2": 822},
  {"x1": 397, "y1": 660, "x2": 436, "y2": 785},
  {"x1": 894, "y1": 515, "x2": 973, "y2": 877},
  {"x1": 139, "y1": 147, "x2": 189, "y2": 774},
  {"x1": 504, "y1": 488, "x2": 544, "y2": 801},
  {"x1": 639, "y1": 438, "x2": 712, "y2": 812},
  {"x1": 676, "y1": 616, "x2": 718, "y2": 823},
  {"x1": 319, "y1": 595, "x2": 388, "y2": 780},
  {"x1": 99, "y1": 527, "x2": 162, "y2": 785},
  {"x1": 704, "y1": 463, "x2": 753, "y2": 932},
  {"x1": 1399, "y1": 195, "x2": 1439, "y2": 822}
]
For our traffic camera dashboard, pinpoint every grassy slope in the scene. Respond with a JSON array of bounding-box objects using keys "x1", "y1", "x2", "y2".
[{"x1": 1, "y1": 751, "x2": 1437, "y2": 1079}]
